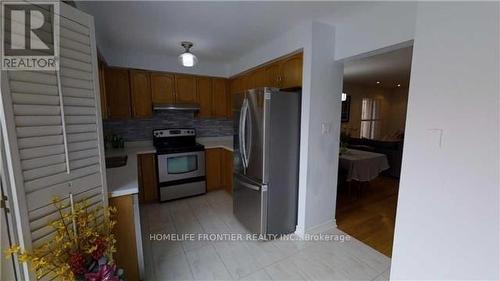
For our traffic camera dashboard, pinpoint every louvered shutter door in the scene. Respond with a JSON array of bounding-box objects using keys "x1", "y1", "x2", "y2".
[{"x1": 0, "y1": 3, "x2": 107, "y2": 280}]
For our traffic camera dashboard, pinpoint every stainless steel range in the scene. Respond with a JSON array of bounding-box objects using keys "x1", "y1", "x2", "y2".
[{"x1": 153, "y1": 128, "x2": 206, "y2": 202}]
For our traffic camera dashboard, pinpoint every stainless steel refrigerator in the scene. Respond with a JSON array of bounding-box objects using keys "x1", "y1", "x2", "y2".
[{"x1": 233, "y1": 87, "x2": 300, "y2": 236}]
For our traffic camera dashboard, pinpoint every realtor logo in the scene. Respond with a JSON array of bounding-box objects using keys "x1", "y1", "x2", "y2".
[{"x1": 1, "y1": 1, "x2": 59, "y2": 70}]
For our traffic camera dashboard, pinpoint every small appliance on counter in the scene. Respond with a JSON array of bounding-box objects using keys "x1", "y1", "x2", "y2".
[
  {"x1": 104, "y1": 134, "x2": 125, "y2": 149},
  {"x1": 153, "y1": 128, "x2": 206, "y2": 201}
]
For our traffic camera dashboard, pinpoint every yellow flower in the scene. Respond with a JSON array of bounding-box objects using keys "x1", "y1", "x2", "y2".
[
  {"x1": 18, "y1": 253, "x2": 30, "y2": 263},
  {"x1": 8, "y1": 199, "x2": 118, "y2": 281},
  {"x1": 55, "y1": 234, "x2": 64, "y2": 243},
  {"x1": 86, "y1": 245, "x2": 97, "y2": 254},
  {"x1": 35, "y1": 268, "x2": 46, "y2": 279},
  {"x1": 4, "y1": 244, "x2": 20, "y2": 257},
  {"x1": 32, "y1": 257, "x2": 48, "y2": 268}
]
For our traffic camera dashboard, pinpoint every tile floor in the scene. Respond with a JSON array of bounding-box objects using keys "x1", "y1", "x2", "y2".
[{"x1": 140, "y1": 191, "x2": 391, "y2": 281}]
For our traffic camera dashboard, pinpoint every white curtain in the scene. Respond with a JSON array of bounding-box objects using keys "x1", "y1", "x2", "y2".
[{"x1": 360, "y1": 98, "x2": 381, "y2": 139}]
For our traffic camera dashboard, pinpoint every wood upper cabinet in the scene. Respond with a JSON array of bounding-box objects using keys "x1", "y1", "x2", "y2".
[
  {"x1": 280, "y1": 53, "x2": 303, "y2": 89},
  {"x1": 138, "y1": 153, "x2": 158, "y2": 203},
  {"x1": 241, "y1": 73, "x2": 254, "y2": 91},
  {"x1": 151, "y1": 72, "x2": 175, "y2": 104},
  {"x1": 230, "y1": 76, "x2": 243, "y2": 95},
  {"x1": 98, "y1": 61, "x2": 108, "y2": 119},
  {"x1": 212, "y1": 78, "x2": 229, "y2": 118},
  {"x1": 265, "y1": 62, "x2": 282, "y2": 88},
  {"x1": 206, "y1": 148, "x2": 222, "y2": 191},
  {"x1": 252, "y1": 68, "x2": 267, "y2": 88},
  {"x1": 175, "y1": 74, "x2": 197, "y2": 104},
  {"x1": 104, "y1": 67, "x2": 131, "y2": 119},
  {"x1": 130, "y1": 70, "x2": 152, "y2": 118},
  {"x1": 197, "y1": 77, "x2": 212, "y2": 118}
]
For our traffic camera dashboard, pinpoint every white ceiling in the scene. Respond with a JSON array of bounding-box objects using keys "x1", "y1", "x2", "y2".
[
  {"x1": 343, "y1": 46, "x2": 413, "y2": 88},
  {"x1": 76, "y1": 1, "x2": 377, "y2": 64}
]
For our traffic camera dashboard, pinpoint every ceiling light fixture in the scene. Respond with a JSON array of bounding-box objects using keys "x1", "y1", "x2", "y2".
[
  {"x1": 376, "y1": 81, "x2": 381, "y2": 84},
  {"x1": 178, "y1": 41, "x2": 198, "y2": 67},
  {"x1": 397, "y1": 84, "x2": 401, "y2": 87}
]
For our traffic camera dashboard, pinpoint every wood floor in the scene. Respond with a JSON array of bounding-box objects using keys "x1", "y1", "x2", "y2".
[{"x1": 335, "y1": 176, "x2": 399, "y2": 257}]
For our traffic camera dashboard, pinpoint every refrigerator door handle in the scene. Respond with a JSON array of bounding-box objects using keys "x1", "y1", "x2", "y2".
[
  {"x1": 239, "y1": 180, "x2": 261, "y2": 191},
  {"x1": 240, "y1": 98, "x2": 249, "y2": 169},
  {"x1": 238, "y1": 100, "x2": 245, "y2": 169},
  {"x1": 246, "y1": 100, "x2": 252, "y2": 167}
]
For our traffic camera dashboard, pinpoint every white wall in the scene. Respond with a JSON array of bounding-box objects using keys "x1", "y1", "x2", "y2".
[
  {"x1": 391, "y1": 2, "x2": 500, "y2": 279},
  {"x1": 228, "y1": 23, "x2": 310, "y2": 76},
  {"x1": 301, "y1": 22, "x2": 343, "y2": 232},
  {"x1": 102, "y1": 49, "x2": 229, "y2": 77},
  {"x1": 333, "y1": 2, "x2": 417, "y2": 61}
]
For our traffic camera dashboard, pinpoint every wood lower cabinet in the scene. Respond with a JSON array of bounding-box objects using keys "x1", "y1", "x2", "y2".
[
  {"x1": 221, "y1": 150, "x2": 233, "y2": 194},
  {"x1": 130, "y1": 70, "x2": 153, "y2": 118},
  {"x1": 151, "y1": 72, "x2": 175, "y2": 104},
  {"x1": 197, "y1": 77, "x2": 213, "y2": 118},
  {"x1": 206, "y1": 148, "x2": 222, "y2": 191},
  {"x1": 205, "y1": 148, "x2": 233, "y2": 193},
  {"x1": 175, "y1": 74, "x2": 197, "y2": 104},
  {"x1": 138, "y1": 153, "x2": 158, "y2": 203},
  {"x1": 104, "y1": 67, "x2": 131, "y2": 119},
  {"x1": 109, "y1": 195, "x2": 140, "y2": 281}
]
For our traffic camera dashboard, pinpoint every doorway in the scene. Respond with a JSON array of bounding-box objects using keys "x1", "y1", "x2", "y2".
[{"x1": 335, "y1": 46, "x2": 413, "y2": 257}]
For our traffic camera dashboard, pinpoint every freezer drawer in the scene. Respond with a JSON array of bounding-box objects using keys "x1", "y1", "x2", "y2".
[{"x1": 233, "y1": 174, "x2": 267, "y2": 234}]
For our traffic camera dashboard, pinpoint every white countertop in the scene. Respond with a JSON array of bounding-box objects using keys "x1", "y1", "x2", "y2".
[
  {"x1": 105, "y1": 137, "x2": 233, "y2": 198},
  {"x1": 197, "y1": 136, "x2": 233, "y2": 151},
  {"x1": 105, "y1": 141, "x2": 156, "y2": 198}
]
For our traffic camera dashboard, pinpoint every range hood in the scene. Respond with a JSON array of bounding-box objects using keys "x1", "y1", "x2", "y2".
[{"x1": 153, "y1": 104, "x2": 200, "y2": 111}]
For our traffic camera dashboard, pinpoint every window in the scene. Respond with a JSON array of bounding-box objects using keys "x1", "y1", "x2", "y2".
[
  {"x1": 360, "y1": 98, "x2": 381, "y2": 139},
  {"x1": 167, "y1": 155, "x2": 198, "y2": 174}
]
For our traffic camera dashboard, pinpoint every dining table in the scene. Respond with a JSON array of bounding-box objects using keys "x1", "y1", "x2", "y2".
[{"x1": 339, "y1": 148, "x2": 390, "y2": 182}]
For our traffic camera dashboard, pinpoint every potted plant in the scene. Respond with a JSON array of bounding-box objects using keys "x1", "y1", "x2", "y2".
[{"x1": 5, "y1": 197, "x2": 124, "y2": 281}]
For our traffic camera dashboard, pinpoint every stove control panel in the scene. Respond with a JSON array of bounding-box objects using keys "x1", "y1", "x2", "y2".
[{"x1": 153, "y1": 128, "x2": 196, "y2": 138}]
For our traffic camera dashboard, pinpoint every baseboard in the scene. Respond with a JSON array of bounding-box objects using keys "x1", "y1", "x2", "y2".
[
  {"x1": 294, "y1": 225, "x2": 306, "y2": 238},
  {"x1": 294, "y1": 219, "x2": 337, "y2": 239}
]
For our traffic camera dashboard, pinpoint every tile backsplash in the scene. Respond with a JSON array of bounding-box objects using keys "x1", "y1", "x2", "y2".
[{"x1": 103, "y1": 111, "x2": 233, "y2": 141}]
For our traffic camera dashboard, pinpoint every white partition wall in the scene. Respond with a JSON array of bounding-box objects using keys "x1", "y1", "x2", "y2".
[
  {"x1": 0, "y1": 3, "x2": 107, "y2": 279},
  {"x1": 391, "y1": 2, "x2": 500, "y2": 279}
]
